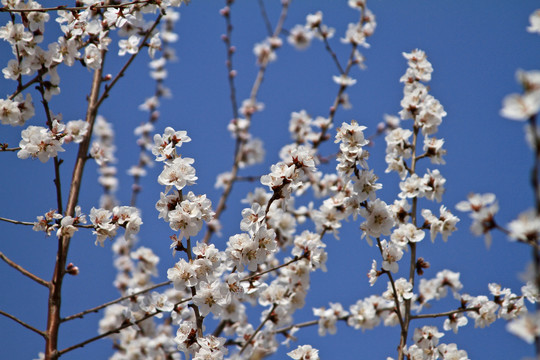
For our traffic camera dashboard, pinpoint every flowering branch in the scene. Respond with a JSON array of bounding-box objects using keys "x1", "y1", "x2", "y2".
[
  {"x1": 239, "y1": 303, "x2": 278, "y2": 355},
  {"x1": 376, "y1": 238, "x2": 405, "y2": 330},
  {"x1": 312, "y1": 47, "x2": 357, "y2": 150},
  {"x1": 61, "y1": 280, "x2": 172, "y2": 322},
  {"x1": 95, "y1": 14, "x2": 163, "y2": 109},
  {"x1": 240, "y1": 255, "x2": 303, "y2": 283},
  {"x1": 45, "y1": 45, "x2": 107, "y2": 360},
  {"x1": 202, "y1": 0, "x2": 290, "y2": 244},
  {"x1": 185, "y1": 236, "x2": 204, "y2": 337},
  {"x1": 0, "y1": 0, "x2": 157, "y2": 13},
  {"x1": 36, "y1": 76, "x2": 64, "y2": 213},
  {"x1": 57, "y1": 297, "x2": 192, "y2": 357},
  {"x1": 0, "y1": 251, "x2": 49, "y2": 287}
]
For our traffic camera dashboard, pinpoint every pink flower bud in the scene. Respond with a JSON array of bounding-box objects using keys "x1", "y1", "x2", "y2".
[{"x1": 66, "y1": 263, "x2": 79, "y2": 276}]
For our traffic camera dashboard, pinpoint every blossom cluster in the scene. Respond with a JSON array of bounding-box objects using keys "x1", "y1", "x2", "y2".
[
  {"x1": 3, "y1": 1, "x2": 539, "y2": 360},
  {"x1": 17, "y1": 118, "x2": 88, "y2": 163}
]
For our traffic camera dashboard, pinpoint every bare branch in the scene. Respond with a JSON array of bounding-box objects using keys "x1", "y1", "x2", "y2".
[
  {"x1": 316, "y1": 23, "x2": 345, "y2": 75},
  {"x1": 0, "y1": 146, "x2": 20, "y2": 152},
  {"x1": 0, "y1": 216, "x2": 34, "y2": 226},
  {"x1": 0, "y1": 309, "x2": 46, "y2": 337},
  {"x1": 410, "y1": 307, "x2": 480, "y2": 320},
  {"x1": 274, "y1": 318, "x2": 319, "y2": 334},
  {"x1": 257, "y1": 0, "x2": 274, "y2": 36},
  {"x1": 240, "y1": 256, "x2": 301, "y2": 283},
  {"x1": 0, "y1": 251, "x2": 49, "y2": 288}
]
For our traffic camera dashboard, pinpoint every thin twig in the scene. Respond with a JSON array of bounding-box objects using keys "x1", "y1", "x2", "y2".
[
  {"x1": 0, "y1": 216, "x2": 34, "y2": 226},
  {"x1": 317, "y1": 24, "x2": 345, "y2": 75},
  {"x1": 37, "y1": 76, "x2": 64, "y2": 214},
  {"x1": 95, "y1": 14, "x2": 163, "y2": 109},
  {"x1": 57, "y1": 297, "x2": 191, "y2": 357},
  {"x1": 375, "y1": 238, "x2": 405, "y2": 330},
  {"x1": 0, "y1": 309, "x2": 46, "y2": 337},
  {"x1": 222, "y1": 1, "x2": 240, "y2": 121},
  {"x1": 202, "y1": 0, "x2": 290, "y2": 245},
  {"x1": 240, "y1": 256, "x2": 301, "y2": 282},
  {"x1": 234, "y1": 175, "x2": 260, "y2": 182},
  {"x1": 312, "y1": 45, "x2": 357, "y2": 150},
  {"x1": 62, "y1": 280, "x2": 172, "y2": 322},
  {"x1": 239, "y1": 303, "x2": 277, "y2": 355},
  {"x1": 410, "y1": 307, "x2": 480, "y2": 320},
  {"x1": 274, "y1": 318, "x2": 319, "y2": 334},
  {"x1": 0, "y1": 146, "x2": 20, "y2": 152},
  {"x1": 0, "y1": 0, "x2": 153, "y2": 13},
  {"x1": 257, "y1": 0, "x2": 274, "y2": 36},
  {"x1": 0, "y1": 251, "x2": 49, "y2": 288}
]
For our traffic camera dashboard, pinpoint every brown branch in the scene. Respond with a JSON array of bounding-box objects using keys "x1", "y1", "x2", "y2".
[
  {"x1": 0, "y1": 251, "x2": 49, "y2": 287},
  {"x1": 410, "y1": 307, "x2": 480, "y2": 320},
  {"x1": 95, "y1": 14, "x2": 163, "y2": 110},
  {"x1": 0, "y1": 215, "x2": 92, "y2": 229},
  {"x1": 0, "y1": 309, "x2": 46, "y2": 337},
  {"x1": 202, "y1": 0, "x2": 290, "y2": 245},
  {"x1": 57, "y1": 297, "x2": 191, "y2": 357},
  {"x1": 240, "y1": 256, "x2": 301, "y2": 282},
  {"x1": 274, "y1": 318, "x2": 319, "y2": 334},
  {"x1": 257, "y1": 0, "x2": 273, "y2": 36},
  {"x1": 45, "y1": 47, "x2": 106, "y2": 360},
  {"x1": 0, "y1": 216, "x2": 34, "y2": 226},
  {"x1": 62, "y1": 280, "x2": 172, "y2": 322},
  {"x1": 528, "y1": 112, "x2": 540, "y2": 356},
  {"x1": 239, "y1": 303, "x2": 277, "y2": 355},
  {"x1": 222, "y1": 1, "x2": 240, "y2": 121},
  {"x1": 234, "y1": 175, "x2": 261, "y2": 182},
  {"x1": 311, "y1": 46, "x2": 357, "y2": 150},
  {"x1": 0, "y1": 146, "x2": 20, "y2": 152},
  {"x1": 0, "y1": 0, "x2": 153, "y2": 13},
  {"x1": 9, "y1": 69, "x2": 46, "y2": 101},
  {"x1": 37, "y1": 76, "x2": 64, "y2": 214},
  {"x1": 317, "y1": 23, "x2": 345, "y2": 75},
  {"x1": 130, "y1": 15, "x2": 177, "y2": 207},
  {"x1": 375, "y1": 238, "x2": 405, "y2": 330},
  {"x1": 185, "y1": 236, "x2": 204, "y2": 337}
]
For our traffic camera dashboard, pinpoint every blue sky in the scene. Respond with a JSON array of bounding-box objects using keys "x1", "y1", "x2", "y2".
[{"x1": 1, "y1": 0, "x2": 539, "y2": 359}]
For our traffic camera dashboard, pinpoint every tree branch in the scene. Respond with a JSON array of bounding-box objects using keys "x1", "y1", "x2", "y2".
[
  {"x1": 0, "y1": 216, "x2": 34, "y2": 226},
  {"x1": 57, "y1": 297, "x2": 191, "y2": 357},
  {"x1": 95, "y1": 14, "x2": 163, "y2": 110},
  {"x1": 0, "y1": 251, "x2": 49, "y2": 288},
  {"x1": 61, "y1": 280, "x2": 172, "y2": 322},
  {"x1": 202, "y1": 0, "x2": 290, "y2": 245},
  {"x1": 239, "y1": 303, "x2": 277, "y2": 355},
  {"x1": 0, "y1": 309, "x2": 46, "y2": 337},
  {"x1": 240, "y1": 256, "x2": 302, "y2": 283},
  {"x1": 0, "y1": 0, "x2": 154, "y2": 13},
  {"x1": 410, "y1": 307, "x2": 480, "y2": 320},
  {"x1": 45, "y1": 47, "x2": 107, "y2": 360}
]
